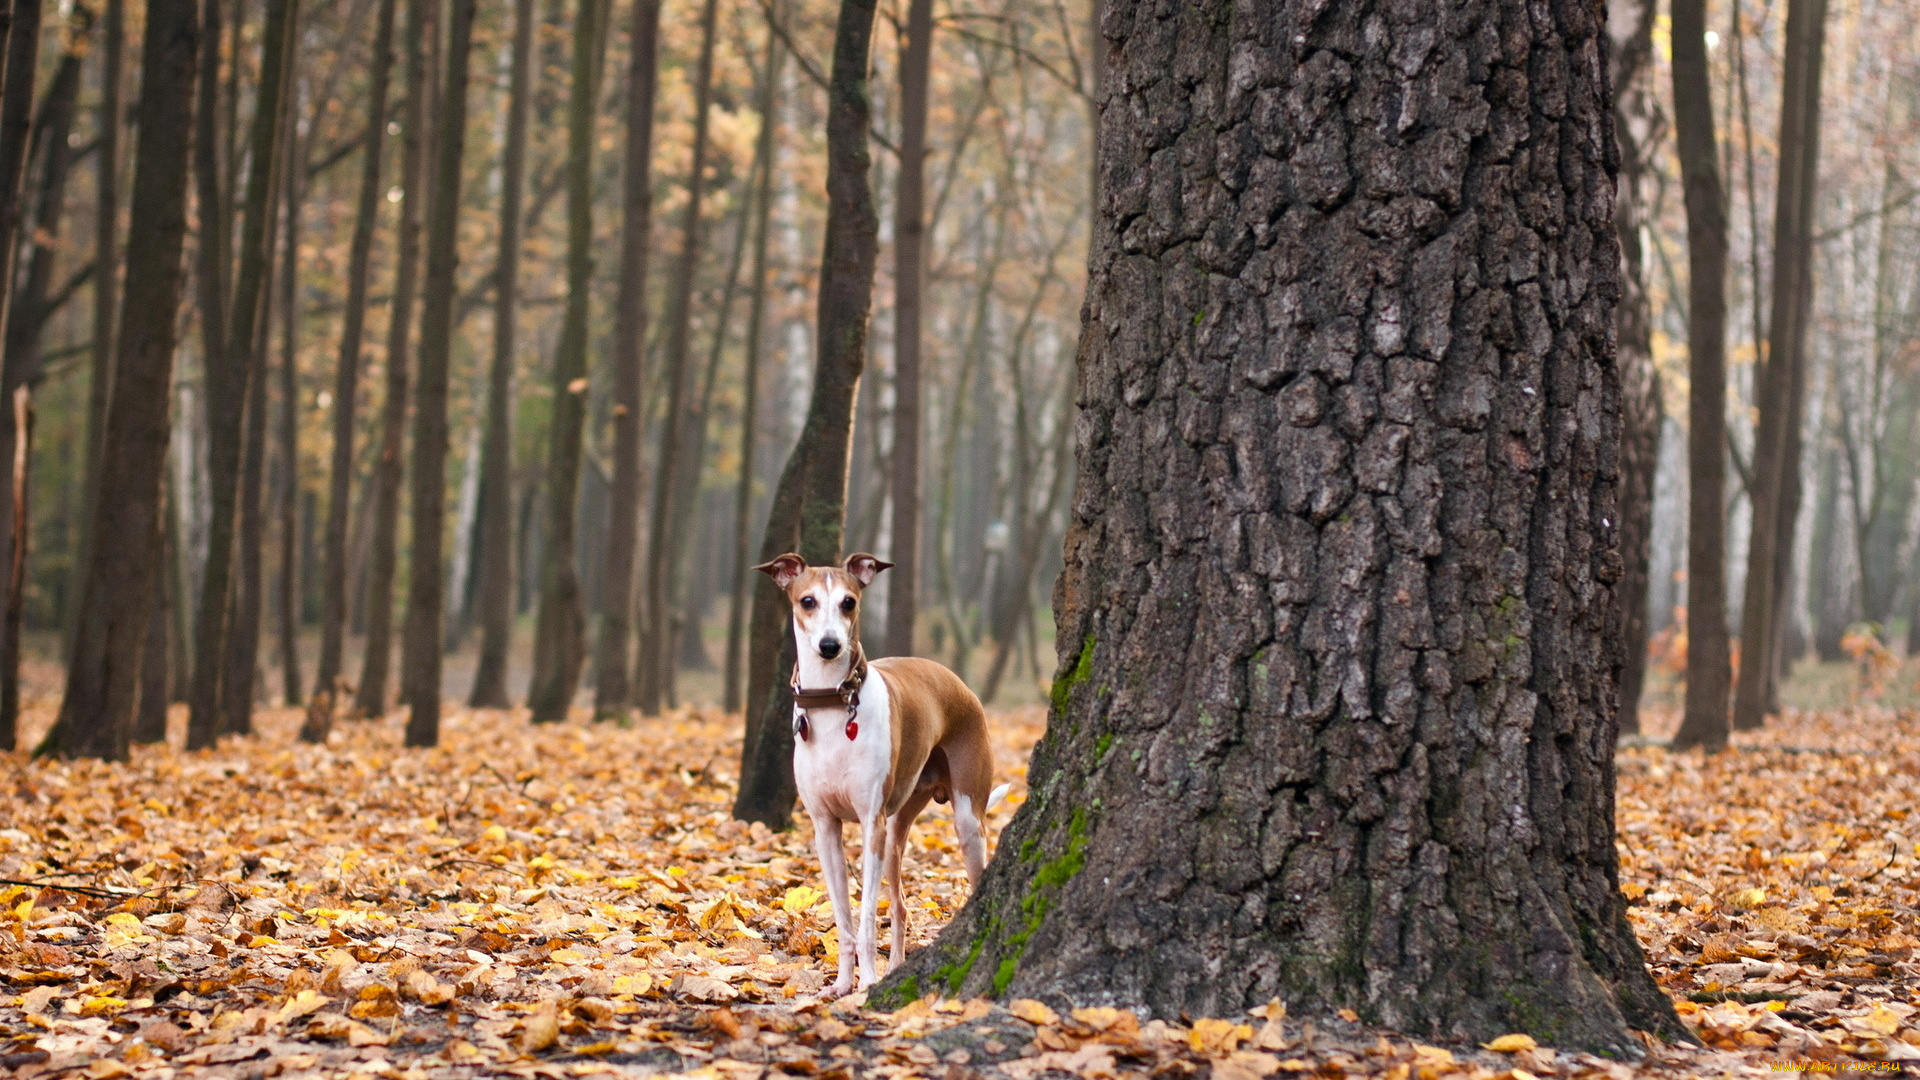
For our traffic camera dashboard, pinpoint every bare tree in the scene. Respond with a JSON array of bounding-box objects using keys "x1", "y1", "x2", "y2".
[
  {"x1": 39, "y1": 0, "x2": 199, "y2": 759},
  {"x1": 354, "y1": 0, "x2": 435, "y2": 719},
  {"x1": 723, "y1": 3, "x2": 782, "y2": 712},
  {"x1": 880, "y1": 0, "x2": 931, "y2": 660},
  {"x1": 469, "y1": 0, "x2": 538, "y2": 710},
  {"x1": 527, "y1": 0, "x2": 611, "y2": 724},
  {"x1": 1669, "y1": 0, "x2": 1735, "y2": 753},
  {"x1": 634, "y1": 0, "x2": 720, "y2": 714},
  {"x1": 311, "y1": 0, "x2": 397, "y2": 730},
  {"x1": 1733, "y1": 0, "x2": 1828, "y2": 732},
  {"x1": 593, "y1": 0, "x2": 661, "y2": 717},
  {"x1": 400, "y1": 0, "x2": 479, "y2": 748}
]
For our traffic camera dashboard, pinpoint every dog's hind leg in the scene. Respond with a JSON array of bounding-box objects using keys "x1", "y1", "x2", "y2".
[
  {"x1": 883, "y1": 789, "x2": 934, "y2": 972},
  {"x1": 954, "y1": 792, "x2": 988, "y2": 887},
  {"x1": 813, "y1": 816, "x2": 857, "y2": 998}
]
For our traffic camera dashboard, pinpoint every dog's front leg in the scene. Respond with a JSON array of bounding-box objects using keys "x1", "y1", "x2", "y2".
[
  {"x1": 856, "y1": 813, "x2": 884, "y2": 989},
  {"x1": 813, "y1": 816, "x2": 857, "y2": 999}
]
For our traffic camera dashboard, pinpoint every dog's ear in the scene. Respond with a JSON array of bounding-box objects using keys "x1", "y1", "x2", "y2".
[
  {"x1": 754, "y1": 553, "x2": 808, "y2": 589},
  {"x1": 844, "y1": 553, "x2": 893, "y2": 586}
]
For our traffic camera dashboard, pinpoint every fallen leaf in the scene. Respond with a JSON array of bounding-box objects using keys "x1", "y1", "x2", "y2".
[
  {"x1": 1010, "y1": 998, "x2": 1059, "y2": 1026},
  {"x1": 1483, "y1": 1033, "x2": 1539, "y2": 1052}
]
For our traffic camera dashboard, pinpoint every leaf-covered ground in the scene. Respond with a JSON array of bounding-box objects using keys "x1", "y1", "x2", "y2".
[{"x1": 3, "y1": 700, "x2": 1918, "y2": 1078}]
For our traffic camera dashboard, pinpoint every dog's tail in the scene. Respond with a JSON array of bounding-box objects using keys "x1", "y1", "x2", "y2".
[{"x1": 986, "y1": 783, "x2": 1012, "y2": 812}]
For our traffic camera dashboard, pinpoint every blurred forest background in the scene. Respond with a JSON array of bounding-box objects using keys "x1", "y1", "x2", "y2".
[{"x1": 0, "y1": 0, "x2": 1916, "y2": 753}]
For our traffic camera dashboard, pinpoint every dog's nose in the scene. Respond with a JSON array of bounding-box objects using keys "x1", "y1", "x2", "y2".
[{"x1": 818, "y1": 639, "x2": 842, "y2": 659}]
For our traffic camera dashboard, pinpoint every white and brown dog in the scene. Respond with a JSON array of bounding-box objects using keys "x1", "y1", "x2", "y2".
[{"x1": 756, "y1": 552, "x2": 1007, "y2": 997}]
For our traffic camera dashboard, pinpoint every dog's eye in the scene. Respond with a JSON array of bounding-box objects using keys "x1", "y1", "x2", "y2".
[
  {"x1": 800, "y1": 596, "x2": 817, "y2": 610},
  {"x1": 840, "y1": 596, "x2": 857, "y2": 613}
]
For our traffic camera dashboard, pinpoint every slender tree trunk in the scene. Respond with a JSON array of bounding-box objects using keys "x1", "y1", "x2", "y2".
[
  {"x1": 312, "y1": 0, "x2": 396, "y2": 718},
  {"x1": 1669, "y1": 0, "x2": 1734, "y2": 753},
  {"x1": 733, "y1": 0, "x2": 880, "y2": 828},
  {"x1": 401, "y1": 0, "x2": 477, "y2": 748},
  {"x1": 1609, "y1": 0, "x2": 1661, "y2": 736},
  {"x1": 38, "y1": 0, "x2": 197, "y2": 760},
  {"x1": 276, "y1": 114, "x2": 305, "y2": 706},
  {"x1": 469, "y1": 0, "x2": 537, "y2": 709},
  {"x1": 526, "y1": 0, "x2": 609, "y2": 724},
  {"x1": 1733, "y1": 0, "x2": 1826, "y2": 732},
  {"x1": 354, "y1": 0, "x2": 433, "y2": 718},
  {"x1": 635, "y1": 0, "x2": 719, "y2": 714},
  {"x1": 218, "y1": 0, "x2": 298, "y2": 739},
  {"x1": 723, "y1": 8, "x2": 780, "y2": 714},
  {"x1": 0, "y1": 21, "x2": 86, "y2": 726},
  {"x1": 590, "y1": 0, "x2": 660, "y2": 716},
  {"x1": 1, "y1": 386, "x2": 25, "y2": 746},
  {"x1": 880, "y1": 1, "x2": 1679, "y2": 1050},
  {"x1": 183, "y1": 0, "x2": 233, "y2": 747},
  {"x1": 881, "y1": 0, "x2": 930, "y2": 660}
]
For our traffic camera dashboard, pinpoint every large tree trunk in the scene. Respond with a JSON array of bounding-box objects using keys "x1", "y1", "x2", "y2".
[
  {"x1": 732, "y1": 0, "x2": 879, "y2": 828},
  {"x1": 312, "y1": 0, "x2": 396, "y2": 718},
  {"x1": 1668, "y1": 0, "x2": 1734, "y2": 753},
  {"x1": 37, "y1": 0, "x2": 197, "y2": 760},
  {"x1": 133, "y1": 514, "x2": 173, "y2": 744},
  {"x1": 722, "y1": 5, "x2": 781, "y2": 713},
  {"x1": 880, "y1": 0, "x2": 931, "y2": 660},
  {"x1": 527, "y1": 0, "x2": 609, "y2": 724},
  {"x1": 590, "y1": 0, "x2": 660, "y2": 716},
  {"x1": 469, "y1": 0, "x2": 538, "y2": 710},
  {"x1": 1607, "y1": 0, "x2": 1660, "y2": 736},
  {"x1": 880, "y1": 0, "x2": 1681, "y2": 1052},
  {"x1": 354, "y1": 0, "x2": 433, "y2": 718},
  {"x1": 401, "y1": 0, "x2": 476, "y2": 748},
  {"x1": 1732, "y1": 0, "x2": 1826, "y2": 732},
  {"x1": 189, "y1": 0, "x2": 298, "y2": 745},
  {"x1": 634, "y1": 0, "x2": 719, "y2": 715}
]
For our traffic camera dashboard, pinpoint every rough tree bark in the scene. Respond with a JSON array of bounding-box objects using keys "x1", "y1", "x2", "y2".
[
  {"x1": 312, "y1": 0, "x2": 397, "y2": 723},
  {"x1": 527, "y1": 0, "x2": 610, "y2": 724},
  {"x1": 723, "y1": 4, "x2": 781, "y2": 713},
  {"x1": 634, "y1": 0, "x2": 719, "y2": 715},
  {"x1": 1732, "y1": 0, "x2": 1826, "y2": 732},
  {"x1": 878, "y1": 0, "x2": 1683, "y2": 1052},
  {"x1": 400, "y1": 0, "x2": 477, "y2": 748},
  {"x1": 1668, "y1": 0, "x2": 1733, "y2": 753},
  {"x1": 880, "y1": 0, "x2": 931, "y2": 660},
  {"x1": 591, "y1": 0, "x2": 660, "y2": 716},
  {"x1": 1608, "y1": 0, "x2": 1661, "y2": 735},
  {"x1": 38, "y1": 0, "x2": 197, "y2": 760},
  {"x1": 732, "y1": 0, "x2": 879, "y2": 828},
  {"x1": 354, "y1": 0, "x2": 433, "y2": 719},
  {"x1": 469, "y1": 0, "x2": 537, "y2": 710}
]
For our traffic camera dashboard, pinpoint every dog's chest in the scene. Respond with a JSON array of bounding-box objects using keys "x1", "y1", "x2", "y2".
[{"x1": 792, "y1": 673, "x2": 896, "y2": 823}]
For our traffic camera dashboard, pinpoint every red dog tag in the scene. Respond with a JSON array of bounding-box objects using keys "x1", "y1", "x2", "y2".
[{"x1": 845, "y1": 719, "x2": 858, "y2": 740}]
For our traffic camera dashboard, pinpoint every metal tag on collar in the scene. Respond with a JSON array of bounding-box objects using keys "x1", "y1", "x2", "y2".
[{"x1": 793, "y1": 711, "x2": 810, "y2": 742}]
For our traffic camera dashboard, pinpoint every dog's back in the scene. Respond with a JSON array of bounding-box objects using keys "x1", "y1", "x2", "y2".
[{"x1": 871, "y1": 656, "x2": 993, "y2": 817}]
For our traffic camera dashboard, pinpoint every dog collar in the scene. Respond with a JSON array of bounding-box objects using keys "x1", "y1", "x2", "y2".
[{"x1": 791, "y1": 642, "x2": 868, "y2": 741}]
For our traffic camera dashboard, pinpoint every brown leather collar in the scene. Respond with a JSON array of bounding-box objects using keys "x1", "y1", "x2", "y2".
[{"x1": 791, "y1": 640, "x2": 868, "y2": 711}]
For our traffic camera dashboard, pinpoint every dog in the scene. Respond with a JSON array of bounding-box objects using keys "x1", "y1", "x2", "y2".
[{"x1": 756, "y1": 552, "x2": 1008, "y2": 997}]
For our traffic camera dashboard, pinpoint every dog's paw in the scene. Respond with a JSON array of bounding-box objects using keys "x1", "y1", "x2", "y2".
[{"x1": 822, "y1": 978, "x2": 855, "y2": 1001}]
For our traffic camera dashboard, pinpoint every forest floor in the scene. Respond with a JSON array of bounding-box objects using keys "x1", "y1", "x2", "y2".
[{"x1": 4, "y1": 693, "x2": 1920, "y2": 1078}]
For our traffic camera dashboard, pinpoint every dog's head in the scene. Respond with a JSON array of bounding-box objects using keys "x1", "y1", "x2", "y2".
[{"x1": 755, "y1": 553, "x2": 892, "y2": 662}]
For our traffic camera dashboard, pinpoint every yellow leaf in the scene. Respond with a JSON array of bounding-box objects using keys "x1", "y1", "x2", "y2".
[
  {"x1": 1189, "y1": 1017, "x2": 1253, "y2": 1056},
  {"x1": 611, "y1": 973, "x2": 653, "y2": 996},
  {"x1": 1412, "y1": 1044, "x2": 1455, "y2": 1066},
  {"x1": 1482, "y1": 1033, "x2": 1539, "y2": 1053},
  {"x1": 482, "y1": 825, "x2": 508, "y2": 843},
  {"x1": 781, "y1": 885, "x2": 827, "y2": 916},
  {"x1": 273, "y1": 989, "x2": 332, "y2": 1025},
  {"x1": 521, "y1": 1004, "x2": 561, "y2": 1052},
  {"x1": 80, "y1": 995, "x2": 129, "y2": 1017},
  {"x1": 548, "y1": 947, "x2": 588, "y2": 964},
  {"x1": 1010, "y1": 998, "x2": 1059, "y2": 1026},
  {"x1": 1864, "y1": 1006, "x2": 1903, "y2": 1037}
]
